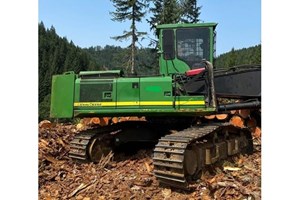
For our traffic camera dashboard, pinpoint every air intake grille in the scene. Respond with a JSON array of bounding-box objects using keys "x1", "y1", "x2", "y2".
[{"x1": 80, "y1": 82, "x2": 112, "y2": 102}]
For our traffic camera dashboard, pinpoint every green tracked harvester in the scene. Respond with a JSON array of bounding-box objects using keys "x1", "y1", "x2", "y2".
[{"x1": 50, "y1": 23, "x2": 261, "y2": 189}]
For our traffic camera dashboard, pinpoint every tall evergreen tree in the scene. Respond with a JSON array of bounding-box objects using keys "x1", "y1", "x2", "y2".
[
  {"x1": 38, "y1": 22, "x2": 92, "y2": 119},
  {"x1": 180, "y1": 0, "x2": 201, "y2": 23},
  {"x1": 110, "y1": 0, "x2": 148, "y2": 74},
  {"x1": 148, "y1": 0, "x2": 163, "y2": 37},
  {"x1": 147, "y1": 0, "x2": 181, "y2": 47},
  {"x1": 162, "y1": 0, "x2": 181, "y2": 24}
]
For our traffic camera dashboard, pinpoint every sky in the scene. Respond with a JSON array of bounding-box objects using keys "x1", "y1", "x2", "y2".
[{"x1": 38, "y1": 0, "x2": 261, "y2": 56}]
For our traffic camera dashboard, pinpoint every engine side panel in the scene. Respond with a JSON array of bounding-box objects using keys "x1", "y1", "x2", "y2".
[{"x1": 71, "y1": 75, "x2": 212, "y2": 118}]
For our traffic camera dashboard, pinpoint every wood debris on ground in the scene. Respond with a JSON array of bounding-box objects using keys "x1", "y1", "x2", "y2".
[{"x1": 39, "y1": 121, "x2": 261, "y2": 200}]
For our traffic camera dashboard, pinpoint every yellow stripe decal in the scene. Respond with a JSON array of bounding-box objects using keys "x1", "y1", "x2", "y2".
[
  {"x1": 140, "y1": 101, "x2": 173, "y2": 106},
  {"x1": 74, "y1": 101, "x2": 205, "y2": 107}
]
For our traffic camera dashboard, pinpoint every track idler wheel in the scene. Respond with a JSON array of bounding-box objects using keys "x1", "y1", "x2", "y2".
[
  {"x1": 184, "y1": 149, "x2": 198, "y2": 177},
  {"x1": 183, "y1": 145, "x2": 205, "y2": 182},
  {"x1": 88, "y1": 136, "x2": 112, "y2": 163}
]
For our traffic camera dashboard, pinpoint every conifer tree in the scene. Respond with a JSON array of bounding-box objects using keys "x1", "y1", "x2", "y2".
[
  {"x1": 148, "y1": 0, "x2": 163, "y2": 37},
  {"x1": 163, "y1": 0, "x2": 181, "y2": 24},
  {"x1": 110, "y1": 0, "x2": 148, "y2": 74},
  {"x1": 38, "y1": 22, "x2": 91, "y2": 119},
  {"x1": 147, "y1": 0, "x2": 181, "y2": 44},
  {"x1": 180, "y1": 0, "x2": 201, "y2": 23}
]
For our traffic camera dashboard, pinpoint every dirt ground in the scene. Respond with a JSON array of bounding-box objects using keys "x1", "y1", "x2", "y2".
[{"x1": 38, "y1": 122, "x2": 261, "y2": 200}]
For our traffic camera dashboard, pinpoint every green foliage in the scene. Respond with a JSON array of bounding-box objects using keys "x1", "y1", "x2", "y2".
[
  {"x1": 163, "y1": 0, "x2": 181, "y2": 24},
  {"x1": 39, "y1": 94, "x2": 51, "y2": 121},
  {"x1": 83, "y1": 46, "x2": 158, "y2": 75},
  {"x1": 148, "y1": 0, "x2": 181, "y2": 36},
  {"x1": 147, "y1": 0, "x2": 201, "y2": 44},
  {"x1": 135, "y1": 47, "x2": 159, "y2": 75},
  {"x1": 180, "y1": 0, "x2": 201, "y2": 23},
  {"x1": 148, "y1": 0, "x2": 163, "y2": 37},
  {"x1": 215, "y1": 44, "x2": 261, "y2": 68},
  {"x1": 38, "y1": 22, "x2": 94, "y2": 120}
]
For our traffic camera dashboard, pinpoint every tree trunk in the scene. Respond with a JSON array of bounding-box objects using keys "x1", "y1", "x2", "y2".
[{"x1": 131, "y1": 8, "x2": 136, "y2": 75}]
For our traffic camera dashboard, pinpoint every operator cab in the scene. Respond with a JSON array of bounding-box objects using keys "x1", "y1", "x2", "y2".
[{"x1": 157, "y1": 23, "x2": 217, "y2": 76}]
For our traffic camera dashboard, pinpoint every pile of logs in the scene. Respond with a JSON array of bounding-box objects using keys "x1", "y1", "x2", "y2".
[
  {"x1": 204, "y1": 109, "x2": 261, "y2": 138},
  {"x1": 76, "y1": 116, "x2": 146, "y2": 131}
]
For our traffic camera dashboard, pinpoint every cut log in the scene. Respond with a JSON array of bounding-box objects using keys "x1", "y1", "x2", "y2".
[
  {"x1": 204, "y1": 115, "x2": 216, "y2": 120},
  {"x1": 39, "y1": 120, "x2": 52, "y2": 129},
  {"x1": 252, "y1": 127, "x2": 261, "y2": 138},
  {"x1": 216, "y1": 114, "x2": 229, "y2": 121},
  {"x1": 238, "y1": 109, "x2": 251, "y2": 119},
  {"x1": 90, "y1": 117, "x2": 100, "y2": 125},
  {"x1": 230, "y1": 110, "x2": 237, "y2": 115},
  {"x1": 99, "y1": 117, "x2": 110, "y2": 126},
  {"x1": 111, "y1": 117, "x2": 119, "y2": 124},
  {"x1": 229, "y1": 115, "x2": 245, "y2": 128},
  {"x1": 246, "y1": 118, "x2": 257, "y2": 130}
]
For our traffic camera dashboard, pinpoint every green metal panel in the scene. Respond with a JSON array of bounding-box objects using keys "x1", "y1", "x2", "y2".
[
  {"x1": 72, "y1": 75, "x2": 211, "y2": 116},
  {"x1": 79, "y1": 80, "x2": 113, "y2": 102},
  {"x1": 74, "y1": 77, "x2": 81, "y2": 103},
  {"x1": 79, "y1": 70, "x2": 122, "y2": 76},
  {"x1": 209, "y1": 26, "x2": 214, "y2": 62},
  {"x1": 73, "y1": 78, "x2": 117, "y2": 109},
  {"x1": 140, "y1": 76, "x2": 173, "y2": 109},
  {"x1": 50, "y1": 73, "x2": 75, "y2": 118},
  {"x1": 78, "y1": 70, "x2": 123, "y2": 78},
  {"x1": 116, "y1": 78, "x2": 140, "y2": 108}
]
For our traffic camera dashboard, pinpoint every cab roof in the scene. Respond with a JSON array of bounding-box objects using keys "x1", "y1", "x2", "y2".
[{"x1": 157, "y1": 23, "x2": 217, "y2": 30}]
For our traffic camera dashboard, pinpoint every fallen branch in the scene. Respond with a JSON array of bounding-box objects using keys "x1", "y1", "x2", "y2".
[
  {"x1": 68, "y1": 179, "x2": 98, "y2": 198},
  {"x1": 217, "y1": 180, "x2": 255, "y2": 197},
  {"x1": 223, "y1": 166, "x2": 241, "y2": 171},
  {"x1": 144, "y1": 162, "x2": 152, "y2": 174},
  {"x1": 98, "y1": 151, "x2": 114, "y2": 169}
]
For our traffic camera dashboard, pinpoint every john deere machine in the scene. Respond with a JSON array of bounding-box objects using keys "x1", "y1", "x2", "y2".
[{"x1": 50, "y1": 23, "x2": 261, "y2": 189}]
